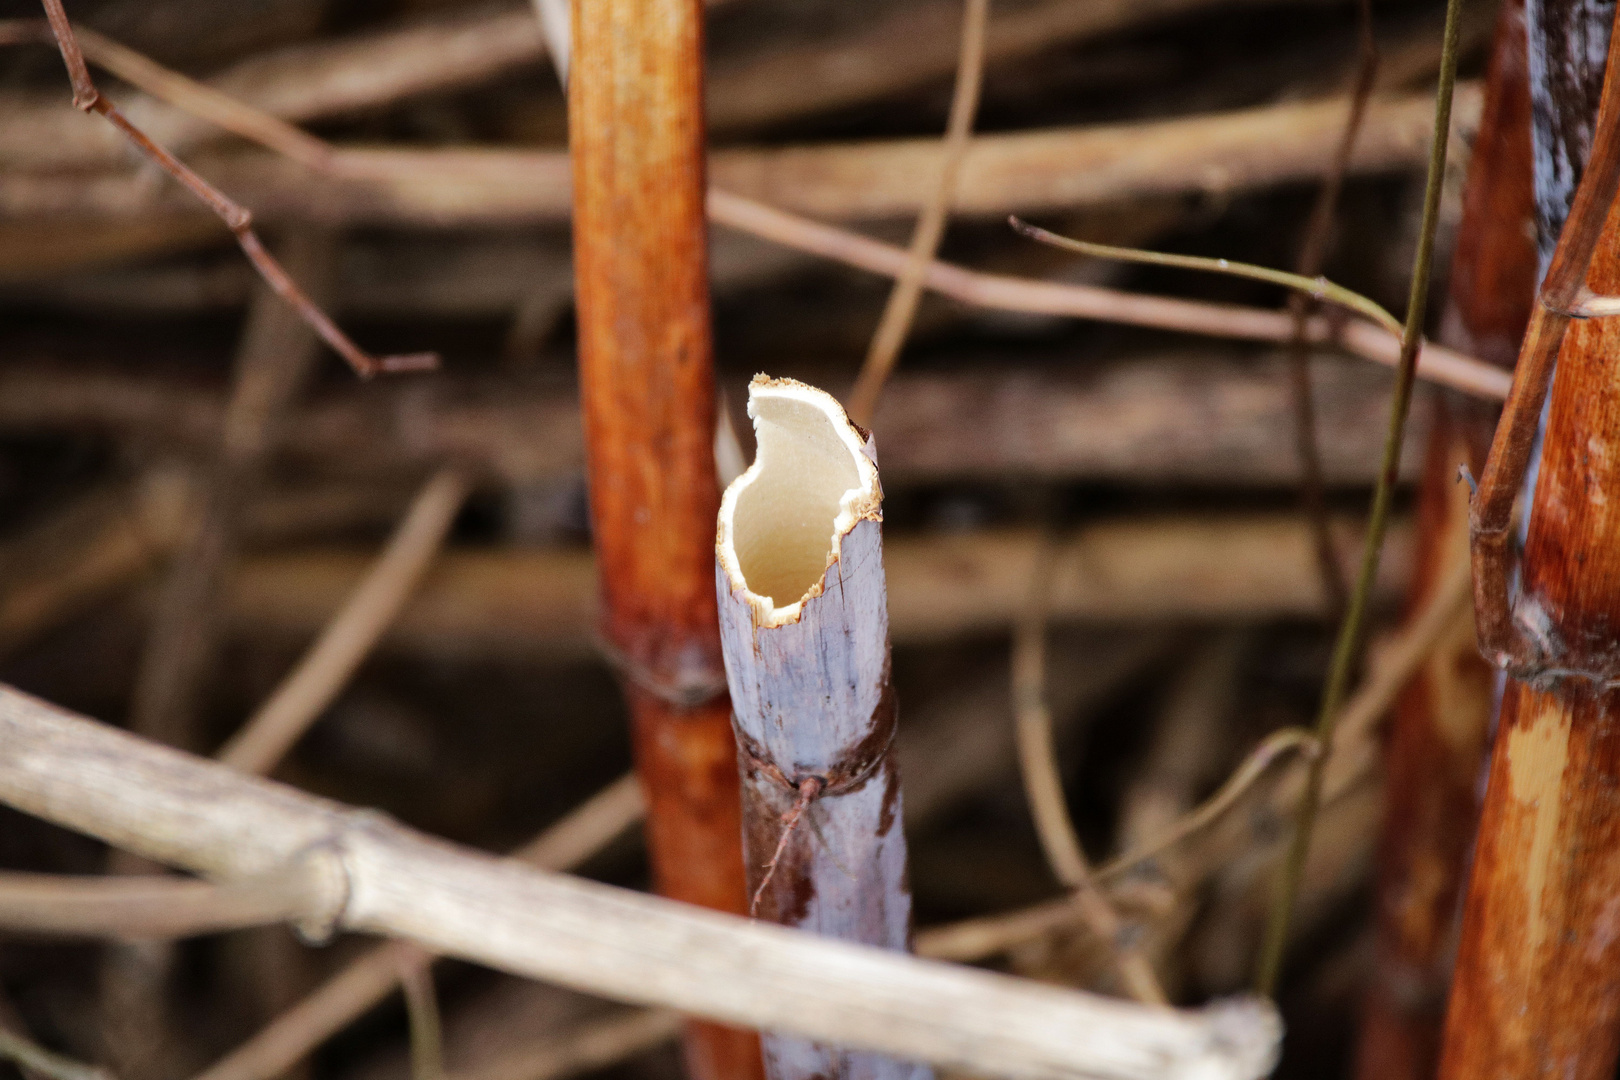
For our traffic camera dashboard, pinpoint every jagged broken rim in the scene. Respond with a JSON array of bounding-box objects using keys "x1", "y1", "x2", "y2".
[{"x1": 717, "y1": 375, "x2": 881, "y2": 629}]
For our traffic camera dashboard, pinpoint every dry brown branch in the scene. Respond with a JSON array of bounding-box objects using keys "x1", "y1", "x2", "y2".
[
  {"x1": 706, "y1": 192, "x2": 1510, "y2": 401},
  {"x1": 218, "y1": 516, "x2": 1412, "y2": 660},
  {"x1": 1117, "y1": 633, "x2": 1250, "y2": 857},
  {"x1": 0, "y1": 1027, "x2": 113, "y2": 1080},
  {"x1": 1, "y1": 86, "x2": 1481, "y2": 229},
  {"x1": 0, "y1": 28, "x2": 1504, "y2": 400},
  {"x1": 846, "y1": 0, "x2": 988, "y2": 426},
  {"x1": 447, "y1": 1010, "x2": 682, "y2": 1080},
  {"x1": 23, "y1": 2, "x2": 434, "y2": 379},
  {"x1": 0, "y1": 873, "x2": 311, "y2": 940},
  {"x1": 914, "y1": 559, "x2": 1471, "y2": 964},
  {"x1": 0, "y1": 481, "x2": 185, "y2": 657},
  {"x1": 0, "y1": 685, "x2": 1281, "y2": 1080},
  {"x1": 0, "y1": 354, "x2": 1431, "y2": 487},
  {"x1": 1011, "y1": 551, "x2": 1168, "y2": 1005},
  {"x1": 400, "y1": 961, "x2": 444, "y2": 1080},
  {"x1": 1284, "y1": 0, "x2": 1379, "y2": 619},
  {"x1": 128, "y1": 231, "x2": 334, "y2": 756},
  {"x1": 0, "y1": 0, "x2": 1384, "y2": 173},
  {"x1": 216, "y1": 468, "x2": 468, "y2": 775}
]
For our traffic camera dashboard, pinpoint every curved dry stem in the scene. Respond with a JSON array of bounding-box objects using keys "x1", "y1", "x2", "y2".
[
  {"x1": 1011, "y1": 550, "x2": 1168, "y2": 1006},
  {"x1": 1094, "y1": 728, "x2": 1320, "y2": 885},
  {"x1": 708, "y1": 191, "x2": 1511, "y2": 401},
  {"x1": 217, "y1": 468, "x2": 467, "y2": 775},
  {"x1": 846, "y1": 0, "x2": 990, "y2": 427},
  {"x1": 20, "y1": 5, "x2": 435, "y2": 379},
  {"x1": 399, "y1": 960, "x2": 444, "y2": 1080},
  {"x1": 1010, "y1": 218, "x2": 1404, "y2": 336},
  {"x1": 1256, "y1": 0, "x2": 1467, "y2": 993},
  {"x1": 0, "y1": 872, "x2": 310, "y2": 940},
  {"x1": 0, "y1": 1029, "x2": 113, "y2": 1080}
]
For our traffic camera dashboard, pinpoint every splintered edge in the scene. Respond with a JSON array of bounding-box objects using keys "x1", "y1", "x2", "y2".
[{"x1": 717, "y1": 375, "x2": 882, "y2": 630}]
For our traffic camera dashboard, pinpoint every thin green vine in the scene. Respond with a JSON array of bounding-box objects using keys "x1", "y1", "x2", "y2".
[
  {"x1": 1008, "y1": 218, "x2": 1404, "y2": 336},
  {"x1": 1253, "y1": 0, "x2": 1468, "y2": 997}
]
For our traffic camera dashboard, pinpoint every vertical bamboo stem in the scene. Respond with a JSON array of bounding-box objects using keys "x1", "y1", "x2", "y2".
[
  {"x1": 715, "y1": 378, "x2": 929, "y2": 1080},
  {"x1": 567, "y1": 5, "x2": 761, "y2": 1080},
  {"x1": 1439, "y1": 8, "x2": 1620, "y2": 1074},
  {"x1": 1354, "y1": 3, "x2": 1536, "y2": 1076}
]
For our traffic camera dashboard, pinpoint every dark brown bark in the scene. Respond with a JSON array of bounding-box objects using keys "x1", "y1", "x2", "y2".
[
  {"x1": 1354, "y1": 2, "x2": 1536, "y2": 1076},
  {"x1": 567, "y1": 2, "x2": 761, "y2": 1078}
]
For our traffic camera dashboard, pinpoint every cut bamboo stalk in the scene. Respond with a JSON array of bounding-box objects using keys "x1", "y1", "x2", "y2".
[
  {"x1": 567, "y1": 2, "x2": 758, "y2": 1078},
  {"x1": 1440, "y1": 2, "x2": 1620, "y2": 1073},
  {"x1": 715, "y1": 377, "x2": 926, "y2": 1080},
  {"x1": 1353, "y1": 0, "x2": 1534, "y2": 1075}
]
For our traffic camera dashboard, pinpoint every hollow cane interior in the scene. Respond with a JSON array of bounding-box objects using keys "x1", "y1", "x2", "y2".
[{"x1": 731, "y1": 393, "x2": 863, "y2": 608}]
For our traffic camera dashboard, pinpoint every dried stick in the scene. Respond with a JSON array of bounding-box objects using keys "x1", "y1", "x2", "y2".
[
  {"x1": 1010, "y1": 554, "x2": 1168, "y2": 1006},
  {"x1": 27, "y1": 1, "x2": 433, "y2": 379},
  {"x1": 400, "y1": 962, "x2": 445, "y2": 1080},
  {"x1": 216, "y1": 468, "x2": 468, "y2": 775},
  {"x1": 1285, "y1": 0, "x2": 1380, "y2": 619},
  {"x1": 846, "y1": 0, "x2": 988, "y2": 427},
  {"x1": 0, "y1": 482, "x2": 181, "y2": 658},
  {"x1": 128, "y1": 231, "x2": 334, "y2": 755},
  {"x1": 927, "y1": 558, "x2": 1472, "y2": 967},
  {"x1": 716, "y1": 378, "x2": 928, "y2": 1080},
  {"x1": 0, "y1": 873, "x2": 312, "y2": 940},
  {"x1": 1253, "y1": 0, "x2": 1468, "y2": 996},
  {"x1": 707, "y1": 191, "x2": 1511, "y2": 401},
  {"x1": 447, "y1": 1011, "x2": 682, "y2": 1080},
  {"x1": 191, "y1": 775, "x2": 643, "y2": 1080},
  {"x1": 568, "y1": 2, "x2": 757, "y2": 1077},
  {"x1": 0, "y1": 685, "x2": 1281, "y2": 1080},
  {"x1": 0, "y1": 26, "x2": 1504, "y2": 401},
  {"x1": 1356, "y1": 0, "x2": 1535, "y2": 1073},
  {"x1": 0, "y1": 1029, "x2": 113, "y2": 1080}
]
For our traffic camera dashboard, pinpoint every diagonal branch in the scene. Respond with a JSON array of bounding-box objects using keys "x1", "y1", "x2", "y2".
[
  {"x1": 29, "y1": 0, "x2": 435, "y2": 380},
  {"x1": 846, "y1": 0, "x2": 990, "y2": 426},
  {"x1": 0, "y1": 685, "x2": 1280, "y2": 1080}
]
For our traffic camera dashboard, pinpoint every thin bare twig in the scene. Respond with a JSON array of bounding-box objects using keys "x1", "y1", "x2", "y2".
[
  {"x1": 26, "y1": 2, "x2": 434, "y2": 379},
  {"x1": 399, "y1": 961, "x2": 444, "y2": 1080},
  {"x1": 707, "y1": 191, "x2": 1510, "y2": 400},
  {"x1": 1286, "y1": 0, "x2": 1381, "y2": 619},
  {"x1": 0, "y1": 1029, "x2": 114, "y2": 1080},
  {"x1": 1012, "y1": 552, "x2": 1168, "y2": 1006},
  {"x1": 0, "y1": 873, "x2": 310, "y2": 940},
  {"x1": 0, "y1": 20, "x2": 1500, "y2": 400},
  {"x1": 1255, "y1": 0, "x2": 1468, "y2": 995},
  {"x1": 846, "y1": 0, "x2": 990, "y2": 426},
  {"x1": 216, "y1": 468, "x2": 468, "y2": 775},
  {"x1": 447, "y1": 1011, "x2": 683, "y2": 1080},
  {"x1": 1008, "y1": 218, "x2": 1404, "y2": 335},
  {"x1": 929, "y1": 556, "x2": 1471, "y2": 966}
]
